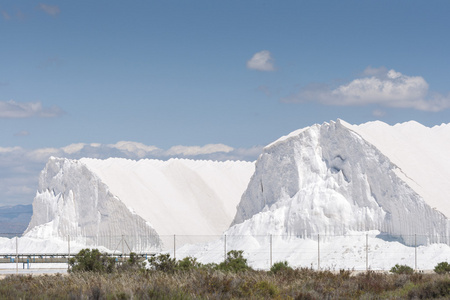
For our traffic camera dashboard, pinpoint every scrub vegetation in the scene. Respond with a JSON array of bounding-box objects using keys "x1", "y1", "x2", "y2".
[{"x1": 1, "y1": 249, "x2": 450, "y2": 299}]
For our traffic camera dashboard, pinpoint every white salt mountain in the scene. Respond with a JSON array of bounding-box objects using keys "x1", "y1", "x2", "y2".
[
  {"x1": 230, "y1": 119, "x2": 450, "y2": 246},
  {"x1": 175, "y1": 119, "x2": 450, "y2": 270},
  {"x1": 24, "y1": 158, "x2": 255, "y2": 250},
  {"x1": 19, "y1": 119, "x2": 450, "y2": 270}
]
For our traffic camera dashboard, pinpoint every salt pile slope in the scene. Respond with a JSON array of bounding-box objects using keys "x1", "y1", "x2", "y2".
[
  {"x1": 231, "y1": 120, "x2": 450, "y2": 245},
  {"x1": 25, "y1": 157, "x2": 254, "y2": 249}
]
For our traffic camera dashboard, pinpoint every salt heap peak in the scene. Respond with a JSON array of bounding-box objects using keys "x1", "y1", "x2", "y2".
[{"x1": 231, "y1": 120, "x2": 450, "y2": 246}]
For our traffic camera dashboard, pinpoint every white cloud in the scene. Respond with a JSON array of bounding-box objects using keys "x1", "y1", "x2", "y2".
[
  {"x1": 0, "y1": 100, "x2": 65, "y2": 118},
  {"x1": 4, "y1": 184, "x2": 35, "y2": 196},
  {"x1": 166, "y1": 144, "x2": 234, "y2": 156},
  {"x1": 108, "y1": 141, "x2": 160, "y2": 158},
  {"x1": 227, "y1": 146, "x2": 264, "y2": 160},
  {"x1": 0, "y1": 141, "x2": 247, "y2": 163},
  {"x1": 25, "y1": 148, "x2": 60, "y2": 162},
  {"x1": 282, "y1": 67, "x2": 450, "y2": 112},
  {"x1": 0, "y1": 146, "x2": 22, "y2": 153},
  {"x1": 14, "y1": 131, "x2": 30, "y2": 137},
  {"x1": 372, "y1": 109, "x2": 386, "y2": 117},
  {"x1": 60, "y1": 142, "x2": 237, "y2": 159},
  {"x1": 247, "y1": 50, "x2": 275, "y2": 71},
  {"x1": 1, "y1": 11, "x2": 11, "y2": 20},
  {"x1": 38, "y1": 3, "x2": 60, "y2": 16},
  {"x1": 61, "y1": 143, "x2": 86, "y2": 155}
]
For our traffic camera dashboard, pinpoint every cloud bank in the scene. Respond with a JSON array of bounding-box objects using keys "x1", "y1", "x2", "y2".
[
  {"x1": 166, "y1": 144, "x2": 233, "y2": 156},
  {"x1": 0, "y1": 142, "x2": 262, "y2": 206},
  {"x1": 0, "y1": 100, "x2": 64, "y2": 118},
  {"x1": 247, "y1": 50, "x2": 275, "y2": 71},
  {"x1": 283, "y1": 67, "x2": 450, "y2": 112}
]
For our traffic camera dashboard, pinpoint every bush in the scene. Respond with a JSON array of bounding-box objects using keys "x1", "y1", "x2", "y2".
[
  {"x1": 218, "y1": 250, "x2": 251, "y2": 272},
  {"x1": 2, "y1": 266, "x2": 450, "y2": 299},
  {"x1": 408, "y1": 277, "x2": 450, "y2": 298},
  {"x1": 69, "y1": 248, "x2": 116, "y2": 273},
  {"x1": 434, "y1": 261, "x2": 450, "y2": 274},
  {"x1": 148, "y1": 253, "x2": 177, "y2": 273},
  {"x1": 255, "y1": 281, "x2": 279, "y2": 297},
  {"x1": 270, "y1": 261, "x2": 293, "y2": 274},
  {"x1": 390, "y1": 264, "x2": 414, "y2": 275},
  {"x1": 177, "y1": 256, "x2": 200, "y2": 271},
  {"x1": 117, "y1": 252, "x2": 146, "y2": 272},
  {"x1": 339, "y1": 269, "x2": 351, "y2": 279}
]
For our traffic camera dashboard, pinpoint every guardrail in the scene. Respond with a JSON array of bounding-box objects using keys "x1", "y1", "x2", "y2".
[{"x1": 0, "y1": 253, "x2": 155, "y2": 264}]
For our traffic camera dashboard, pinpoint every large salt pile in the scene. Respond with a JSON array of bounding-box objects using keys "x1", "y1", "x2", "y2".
[
  {"x1": 232, "y1": 120, "x2": 450, "y2": 246},
  {"x1": 24, "y1": 157, "x2": 255, "y2": 250}
]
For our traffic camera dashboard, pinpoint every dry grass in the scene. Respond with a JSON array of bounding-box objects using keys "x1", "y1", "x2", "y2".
[{"x1": 0, "y1": 268, "x2": 449, "y2": 299}]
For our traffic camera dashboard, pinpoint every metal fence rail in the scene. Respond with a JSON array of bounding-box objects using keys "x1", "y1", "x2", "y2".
[{"x1": 2, "y1": 233, "x2": 450, "y2": 272}]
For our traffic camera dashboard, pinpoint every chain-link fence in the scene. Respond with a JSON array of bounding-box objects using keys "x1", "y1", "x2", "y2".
[{"x1": 1, "y1": 233, "x2": 450, "y2": 271}]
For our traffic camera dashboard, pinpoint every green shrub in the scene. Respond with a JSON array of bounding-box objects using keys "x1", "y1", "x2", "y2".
[
  {"x1": 270, "y1": 261, "x2": 293, "y2": 274},
  {"x1": 408, "y1": 277, "x2": 450, "y2": 299},
  {"x1": 177, "y1": 256, "x2": 200, "y2": 271},
  {"x1": 69, "y1": 248, "x2": 116, "y2": 273},
  {"x1": 117, "y1": 252, "x2": 146, "y2": 272},
  {"x1": 339, "y1": 269, "x2": 351, "y2": 279},
  {"x1": 255, "y1": 281, "x2": 279, "y2": 297},
  {"x1": 434, "y1": 261, "x2": 450, "y2": 274},
  {"x1": 390, "y1": 264, "x2": 414, "y2": 275},
  {"x1": 218, "y1": 250, "x2": 251, "y2": 272},
  {"x1": 148, "y1": 253, "x2": 177, "y2": 273}
]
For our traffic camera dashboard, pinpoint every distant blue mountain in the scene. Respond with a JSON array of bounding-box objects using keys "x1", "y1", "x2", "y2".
[{"x1": 0, "y1": 204, "x2": 32, "y2": 237}]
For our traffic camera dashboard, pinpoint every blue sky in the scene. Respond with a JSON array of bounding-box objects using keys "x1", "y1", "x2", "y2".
[{"x1": 1, "y1": 0, "x2": 450, "y2": 205}]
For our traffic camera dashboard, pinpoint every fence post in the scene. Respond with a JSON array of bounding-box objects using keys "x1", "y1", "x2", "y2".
[
  {"x1": 224, "y1": 234, "x2": 227, "y2": 263},
  {"x1": 16, "y1": 236, "x2": 18, "y2": 274},
  {"x1": 173, "y1": 234, "x2": 176, "y2": 260},
  {"x1": 68, "y1": 235, "x2": 70, "y2": 270},
  {"x1": 270, "y1": 234, "x2": 273, "y2": 269},
  {"x1": 317, "y1": 234, "x2": 320, "y2": 271},
  {"x1": 415, "y1": 234, "x2": 417, "y2": 271},
  {"x1": 122, "y1": 235, "x2": 124, "y2": 262},
  {"x1": 366, "y1": 234, "x2": 368, "y2": 271}
]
